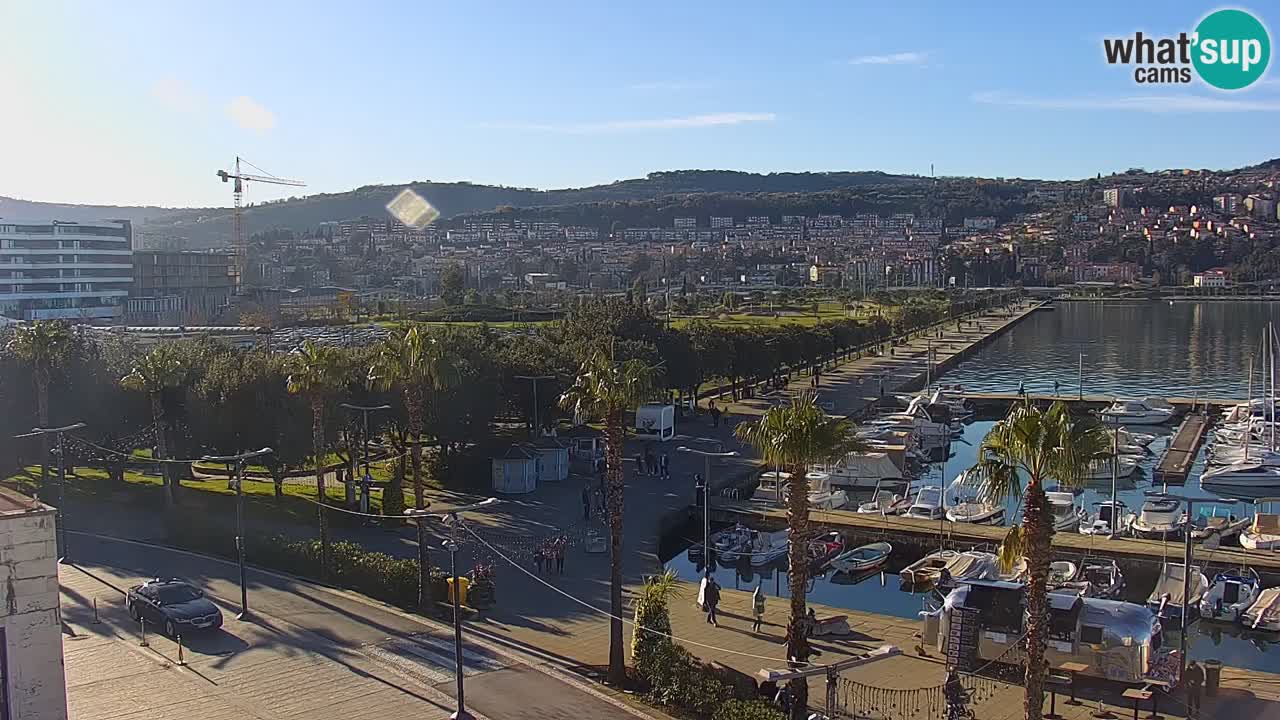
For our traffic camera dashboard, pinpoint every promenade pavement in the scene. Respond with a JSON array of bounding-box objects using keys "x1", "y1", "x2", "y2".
[{"x1": 60, "y1": 533, "x2": 671, "y2": 720}]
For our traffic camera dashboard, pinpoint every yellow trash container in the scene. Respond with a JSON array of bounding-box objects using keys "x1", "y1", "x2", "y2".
[{"x1": 446, "y1": 576, "x2": 470, "y2": 605}]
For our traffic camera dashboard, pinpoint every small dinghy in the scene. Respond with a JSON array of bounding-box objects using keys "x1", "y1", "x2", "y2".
[
  {"x1": 1048, "y1": 561, "x2": 1080, "y2": 586},
  {"x1": 829, "y1": 542, "x2": 893, "y2": 574},
  {"x1": 1200, "y1": 570, "x2": 1262, "y2": 623},
  {"x1": 900, "y1": 549, "x2": 961, "y2": 586}
]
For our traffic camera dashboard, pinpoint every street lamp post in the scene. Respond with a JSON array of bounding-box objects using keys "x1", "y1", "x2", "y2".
[
  {"x1": 19, "y1": 423, "x2": 87, "y2": 563},
  {"x1": 513, "y1": 375, "x2": 555, "y2": 439},
  {"x1": 406, "y1": 498, "x2": 498, "y2": 720},
  {"x1": 201, "y1": 448, "x2": 274, "y2": 620},
  {"x1": 677, "y1": 445, "x2": 739, "y2": 574}
]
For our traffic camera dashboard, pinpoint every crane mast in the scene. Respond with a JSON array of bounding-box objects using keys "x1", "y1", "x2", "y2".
[{"x1": 216, "y1": 156, "x2": 305, "y2": 292}]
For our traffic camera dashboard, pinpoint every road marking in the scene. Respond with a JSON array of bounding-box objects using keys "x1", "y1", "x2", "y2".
[{"x1": 362, "y1": 634, "x2": 508, "y2": 686}]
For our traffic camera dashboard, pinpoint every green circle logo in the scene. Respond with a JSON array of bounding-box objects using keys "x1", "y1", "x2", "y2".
[{"x1": 1193, "y1": 9, "x2": 1270, "y2": 90}]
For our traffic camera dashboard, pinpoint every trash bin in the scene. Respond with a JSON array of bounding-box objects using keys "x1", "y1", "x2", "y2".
[
  {"x1": 1204, "y1": 659, "x2": 1222, "y2": 697},
  {"x1": 447, "y1": 576, "x2": 470, "y2": 605}
]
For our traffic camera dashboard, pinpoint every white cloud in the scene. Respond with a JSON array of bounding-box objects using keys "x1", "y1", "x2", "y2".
[
  {"x1": 484, "y1": 112, "x2": 775, "y2": 134},
  {"x1": 972, "y1": 90, "x2": 1280, "y2": 112},
  {"x1": 628, "y1": 80, "x2": 706, "y2": 91},
  {"x1": 849, "y1": 51, "x2": 929, "y2": 66},
  {"x1": 226, "y1": 95, "x2": 277, "y2": 133},
  {"x1": 151, "y1": 76, "x2": 204, "y2": 113}
]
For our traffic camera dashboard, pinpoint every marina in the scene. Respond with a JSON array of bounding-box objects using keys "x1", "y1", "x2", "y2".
[{"x1": 669, "y1": 300, "x2": 1280, "y2": 676}]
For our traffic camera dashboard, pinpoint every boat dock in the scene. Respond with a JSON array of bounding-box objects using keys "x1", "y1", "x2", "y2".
[
  {"x1": 959, "y1": 392, "x2": 1240, "y2": 412},
  {"x1": 707, "y1": 497, "x2": 1280, "y2": 581},
  {"x1": 1154, "y1": 413, "x2": 1212, "y2": 486}
]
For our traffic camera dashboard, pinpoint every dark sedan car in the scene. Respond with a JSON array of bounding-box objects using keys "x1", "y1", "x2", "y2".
[{"x1": 126, "y1": 579, "x2": 223, "y2": 637}]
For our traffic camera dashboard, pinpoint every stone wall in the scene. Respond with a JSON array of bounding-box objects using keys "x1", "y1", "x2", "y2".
[{"x1": 0, "y1": 509, "x2": 66, "y2": 720}]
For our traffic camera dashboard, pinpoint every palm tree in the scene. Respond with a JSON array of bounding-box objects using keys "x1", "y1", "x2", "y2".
[
  {"x1": 734, "y1": 392, "x2": 860, "y2": 720},
  {"x1": 7, "y1": 321, "x2": 74, "y2": 485},
  {"x1": 121, "y1": 343, "x2": 191, "y2": 508},
  {"x1": 286, "y1": 340, "x2": 351, "y2": 580},
  {"x1": 969, "y1": 400, "x2": 1110, "y2": 720},
  {"x1": 370, "y1": 326, "x2": 459, "y2": 609},
  {"x1": 559, "y1": 346, "x2": 655, "y2": 686}
]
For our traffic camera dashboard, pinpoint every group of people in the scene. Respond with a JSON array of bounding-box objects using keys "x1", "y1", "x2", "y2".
[
  {"x1": 533, "y1": 536, "x2": 567, "y2": 575},
  {"x1": 698, "y1": 576, "x2": 769, "y2": 634},
  {"x1": 635, "y1": 449, "x2": 670, "y2": 479},
  {"x1": 580, "y1": 483, "x2": 605, "y2": 521}
]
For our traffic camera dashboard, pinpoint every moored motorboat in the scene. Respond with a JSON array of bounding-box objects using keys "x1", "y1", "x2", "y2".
[
  {"x1": 857, "y1": 484, "x2": 905, "y2": 514},
  {"x1": 900, "y1": 549, "x2": 960, "y2": 585},
  {"x1": 1240, "y1": 513, "x2": 1280, "y2": 550},
  {"x1": 1146, "y1": 563, "x2": 1209, "y2": 623},
  {"x1": 1201, "y1": 461, "x2": 1280, "y2": 489},
  {"x1": 807, "y1": 531, "x2": 845, "y2": 570},
  {"x1": 1101, "y1": 398, "x2": 1177, "y2": 425},
  {"x1": 1080, "y1": 500, "x2": 1128, "y2": 537},
  {"x1": 1049, "y1": 561, "x2": 1080, "y2": 586},
  {"x1": 1242, "y1": 587, "x2": 1280, "y2": 630},
  {"x1": 1190, "y1": 512, "x2": 1251, "y2": 545},
  {"x1": 745, "y1": 530, "x2": 790, "y2": 567},
  {"x1": 1046, "y1": 491, "x2": 1082, "y2": 533},
  {"x1": 905, "y1": 485, "x2": 945, "y2": 520},
  {"x1": 688, "y1": 523, "x2": 752, "y2": 562},
  {"x1": 1129, "y1": 498, "x2": 1183, "y2": 540},
  {"x1": 1199, "y1": 570, "x2": 1262, "y2": 623},
  {"x1": 829, "y1": 541, "x2": 893, "y2": 574},
  {"x1": 945, "y1": 499, "x2": 1005, "y2": 525},
  {"x1": 935, "y1": 551, "x2": 1001, "y2": 589},
  {"x1": 1079, "y1": 560, "x2": 1126, "y2": 599}
]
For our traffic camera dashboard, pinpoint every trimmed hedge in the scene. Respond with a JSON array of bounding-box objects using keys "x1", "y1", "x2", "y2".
[
  {"x1": 165, "y1": 517, "x2": 448, "y2": 608},
  {"x1": 713, "y1": 700, "x2": 786, "y2": 720}
]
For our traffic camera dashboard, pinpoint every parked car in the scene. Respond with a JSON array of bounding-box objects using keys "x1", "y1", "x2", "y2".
[{"x1": 126, "y1": 579, "x2": 223, "y2": 637}]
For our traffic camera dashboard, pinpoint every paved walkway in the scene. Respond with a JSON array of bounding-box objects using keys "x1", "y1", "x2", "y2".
[{"x1": 60, "y1": 534, "x2": 670, "y2": 720}]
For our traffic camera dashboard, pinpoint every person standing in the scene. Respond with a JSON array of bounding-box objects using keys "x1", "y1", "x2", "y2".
[
  {"x1": 581, "y1": 484, "x2": 591, "y2": 521},
  {"x1": 660, "y1": 453, "x2": 670, "y2": 479},
  {"x1": 708, "y1": 399, "x2": 718, "y2": 427},
  {"x1": 1053, "y1": 379, "x2": 1061, "y2": 396},
  {"x1": 554, "y1": 536, "x2": 566, "y2": 575},
  {"x1": 1185, "y1": 660, "x2": 1205, "y2": 720},
  {"x1": 533, "y1": 543, "x2": 545, "y2": 574},
  {"x1": 752, "y1": 584, "x2": 766, "y2": 632},
  {"x1": 711, "y1": 405, "x2": 723, "y2": 428},
  {"x1": 704, "y1": 577, "x2": 720, "y2": 626}
]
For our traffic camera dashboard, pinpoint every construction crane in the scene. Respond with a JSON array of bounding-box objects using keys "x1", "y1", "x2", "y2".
[{"x1": 216, "y1": 156, "x2": 305, "y2": 292}]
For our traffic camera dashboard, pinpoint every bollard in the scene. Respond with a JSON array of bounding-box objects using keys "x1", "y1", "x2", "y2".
[
  {"x1": 92, "y1": 597, "x2": 101, "y2": 624},
  {"x1": 139, "y1": 617, "x2": 149, "y2": 647},
  {"x1": 177, "y1": 635, "x2": 185, "y2": 666}
]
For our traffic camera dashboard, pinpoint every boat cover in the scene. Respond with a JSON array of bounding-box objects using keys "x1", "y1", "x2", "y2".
[{"x1": 1148, "y1": 565, "x2": 1206, "y2": 606}]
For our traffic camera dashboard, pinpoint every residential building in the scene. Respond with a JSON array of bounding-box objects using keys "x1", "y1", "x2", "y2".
[
  {"x1": 1193, "y1": 270, "x2": 1228, "y2": 288},
  {"x1": 129, "y1": 250, "x2": 235, "y2": 325},
  {"x1": 0, "y1": 487, "x2": 67, "y2": 720},
  {"x1": 0, "y1": 220, "x2": 133, "y2": 321},
  {"x1": 809, "y1": 263, "x2": 842, "y2": 286},
  {"x1": 1103, "y1": 188, "x2": 1131, "y2": 208},
  {"x1": 673, "y1": 217, "x2": 697, "y2": 229},
  {"x1": 709, "y1": 216, "x2": 734, "y2": 229},
  {"x1": 1245, "y1": 194, "x2": 1277, "y2": 221},
  {"x1": 1213, "y1": 193, "x2": 1243, "y2": 213}
]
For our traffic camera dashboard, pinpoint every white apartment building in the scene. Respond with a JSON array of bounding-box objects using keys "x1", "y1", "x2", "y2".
[
  {"x1": 0, "y1": 488, "x2": 67, "y2": 720},
  {"x1": 0, "y1": 220, "x2": 133, "y2": 321}
]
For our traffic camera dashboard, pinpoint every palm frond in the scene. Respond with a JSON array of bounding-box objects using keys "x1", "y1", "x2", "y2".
[{"x1": 996, "y1": 525, "x2": 1027, "y2": 575}]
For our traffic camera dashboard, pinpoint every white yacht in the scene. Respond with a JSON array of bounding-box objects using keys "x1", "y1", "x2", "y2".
[
  {"x1": 1080, "y1": 500, "x2": 1128, "y2": 537},
  {"x1": 868, "y1": 397, "x2": 960, "y2": 442},
  {"x1": 1129, "y1": 497, "x2": 1183, "y2": 540},
  {"x1": 1046, "y1": 491, "x2": 1082, "y2": 533},
  {"x1": 1082, "y1": 456, "x2": 1141, "y2": 480},
  {"x1": 905, "y1": 485, "x2": 945, "y2": 520},
  {"x1": 1114, "y1": 428, "x2": 1157, "y2": 448},
  {"x1": 1200, "y1": 570, "x2": 1261, "y2": 623},
  {"x1": 857, "y1": 481, "x2": 908, "y2": 515},
  {"x1": 945, "y1": 472, "x2": 1004, "y2": 525},
  {"x1": 1100, "y1": 398, "x2": 1176, "y2": 425},
  {"x1": 822, "y1": 451, "x2": 907, "y2": 491},
  {"x1": 805, "y1": 472, "x2": 850, "y2": 510},
  {"x1": 1201, "y1": 461, "x2": 1280, "y2": 489}
]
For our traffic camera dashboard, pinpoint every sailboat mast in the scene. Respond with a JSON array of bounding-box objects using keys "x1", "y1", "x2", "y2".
[{"x1": 1247, "y1": 355, "x2": 1253, "y2": 463}]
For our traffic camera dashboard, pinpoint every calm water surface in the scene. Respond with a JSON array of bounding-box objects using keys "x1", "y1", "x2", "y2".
[{"x1": 666, "y1": 301, "x2": 1280, "y2": 673}]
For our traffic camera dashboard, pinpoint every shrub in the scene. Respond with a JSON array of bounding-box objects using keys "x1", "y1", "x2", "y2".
[
  {"x1": 712, "y1": 700, "x2": 785, "y2": 720},
  {"x1": 645, "y1": 644, "x2": 734, "y2": 717},
  {"x1": 632, "y1": 571, "x2": 679, "y2": 677}
]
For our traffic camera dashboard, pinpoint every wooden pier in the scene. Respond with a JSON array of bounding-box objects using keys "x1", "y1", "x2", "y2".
[
  {"x1": 1154, "y1": 413, "x2": 1211, "y2": 485},
  {"x1": 708, "y1": 497, "x2": 1280, "y2": 581},
  {"x1": 959, "y1": 391, "x2": 1240, "y2": 412}
]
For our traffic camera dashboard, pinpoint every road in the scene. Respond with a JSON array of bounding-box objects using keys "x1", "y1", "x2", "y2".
[{"x1": 60, "y1": 531, "x2": 667, "y2": 720}]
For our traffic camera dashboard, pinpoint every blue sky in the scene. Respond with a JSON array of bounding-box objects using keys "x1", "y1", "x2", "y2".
[{"x1": 1, "y1": 1, "x2": 1277, "y2": 207}]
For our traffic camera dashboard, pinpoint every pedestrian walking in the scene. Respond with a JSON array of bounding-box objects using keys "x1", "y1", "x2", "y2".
[
  {"x1": 752, "y1": 584, "x2": 766, "y2": 632},
  {"x1": 644, "y1": 449, "x2": 656, "y2": 476},
  {"x1": 660, "y1": 453, "x2": 670, "y2": 479},
  {"x1": 634, "y1": 452, "x2": 644, "y2": 475},
  {"x1": 1053, "y1": 379, "x2": 1060, "y2": 396},
  {"x1": 534, "y1": 543, "x2": 545, "y2": 573},
  {"x1": 1017, "y1": 379, "x2": 1025, "y2": 395},
  {"x1": 708, "y1": 399, "x2": 718, "y2": 427},
  {"x1": 704, "y1": 577, "x2": 721, "y2": 626},
  {"x1": 581, "y1": 484, "x2": 591, "y2": 521},
  {"x1": 554, "y1": 536, "x2": 566, "y2": 575},
  {"x1": 1185, "y1": 660, "x2": 1205, "y2": 719},
  {"x1": 711, "y1": 405, "x2": 723, "y2": 427}
]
